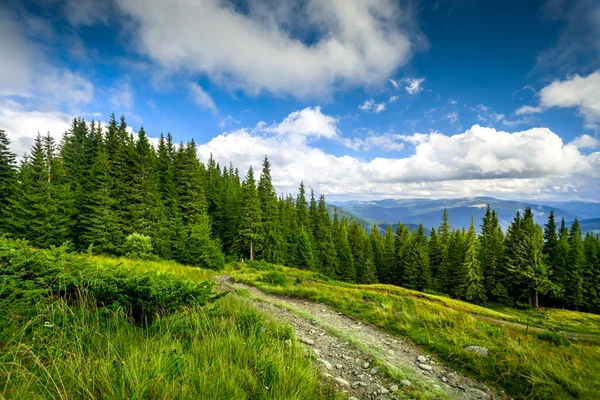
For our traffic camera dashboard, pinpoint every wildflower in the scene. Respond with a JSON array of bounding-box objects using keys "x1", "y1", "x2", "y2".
[{"x1": 43, "y1": 321, "x2": 54, "y2": 328}]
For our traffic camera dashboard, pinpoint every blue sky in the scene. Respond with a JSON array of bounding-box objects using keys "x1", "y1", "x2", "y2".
[{"x1": 0, "y1": 0, "x2": 599, "y2": 200}]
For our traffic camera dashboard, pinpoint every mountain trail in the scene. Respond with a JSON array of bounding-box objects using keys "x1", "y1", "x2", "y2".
[{"x1": 213, "y1": 275, "x2": 508, "y2": 400}]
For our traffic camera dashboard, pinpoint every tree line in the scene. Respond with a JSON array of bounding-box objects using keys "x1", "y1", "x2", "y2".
[{"x1": 0, "y1": 117, "x2": 598, "y2": 313}]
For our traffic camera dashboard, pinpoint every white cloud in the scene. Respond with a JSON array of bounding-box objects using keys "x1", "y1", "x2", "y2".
[
  {"x1": 389, "y1": 79, "x2": 400, "y2": 89},
  {"x1": 0, "y1": 9, "x2": 94, "y2": 111},
  {"x1": 188, "y1": 82, "x2": 217, "y2": 114},
  {"x1": 444, "y1": 111, "x2": 460, "y2": 128},
  {"x1": 515, "y1": 105, "x2": 542, "y2": 115},
  {"x1": 263, "y1": 106, "x2": 338, "y2": 139},
  {"x1": 0, "y1": 100, "x2": 73, "y2": 158},
  {"x1": 359, "y1": 99, "x2": 386, "y2": 113},
  {"x1": 115, "y1": 0, "x2": 423, "y2": 98},
  {"x1": 197, "y1": 107, "x2": 599, "y2": 199},
  {"x1": 475, "y1": 104, "x2": 533, "y2": 128},
  {"x1": 404, "y1": 77, "x2": 425, "y2": 94},
  {"x1": 571, "y1": 134, "x2": 600, "y2": 149},
  {"x1": 448, "y1": 99, "x2": 458, "y2": 105},
  {"x1": 389, "y1": 96, "x2": 399, "y2": 103},
  {"x1": 539, "y1": 71, "x2": 600, "y2": 129},
  {"x1": 340, "y1": 132, "x2": 404, "y2": 152}
]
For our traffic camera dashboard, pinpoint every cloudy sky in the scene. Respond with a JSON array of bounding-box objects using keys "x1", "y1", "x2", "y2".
[{"x1": 1, "y1": 0, "x2": 599, "y2": 200}]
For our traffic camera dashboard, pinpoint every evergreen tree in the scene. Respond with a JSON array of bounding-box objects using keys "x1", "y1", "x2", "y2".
[
  {"x1": 428, "y1": 228, "x2": 442, "y2": 289},
  {"x1": 404, "y1": 223, "x2": 430, "y2": 291},
  {"x1": 258, "y1": 156, "x2": 282, "y2": 263},
  {"x1": 9, "y1": 134, "x2": 72, "y2": 247},
  {"x1": 238, "y1": 167, "x2": 262, "y2": 260},
  {"x1": 381, "y1": 225, "x2": 395, "y2": 284},
  {"x1": 295, "y1": 181, "x2": 309, "y2": 232},
  {"x1": 458, "y1": 216, "x2": 486, "y2": 304},
  {"x1": 291, "y1": 229, "x2": 315, "y2": 269},
  {"x1": 334, "y1": 214, "x2": 355, "y2": 281},
  {"x1": 553, "y1": 218, "x2": 570, "y2": 305},
  {"x1": 0, "y1": 129, "x2": 17, "y2": 232},
  {"x1": 543, "y1": 210, "x2": 559, "y2": 266},
  {"x1": 393, "y1": 223, "x2": 411, "y2": 286},
  {"x1": 314, "y1": 194, "x2": 338, "y2": 277},
  {"x1": 582, "y1": 233, "x2": 599, "y2": 312},
  {"x1": 566, "y1": 219, "x2": 585, "y2": 309},
  {"x1": 370, "y1": 225, "x2": 384, "y2": 283},
  {"x1": 480, "y1": 206, "x2": 504, "y2": 297},
  {"x1": 78, "y1": 132, "x2": 122, "y2": 254}
]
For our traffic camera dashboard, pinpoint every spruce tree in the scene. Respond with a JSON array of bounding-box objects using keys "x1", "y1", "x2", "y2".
[
  {"x1": 458, "y1": 216, "x2": 486, "y2": 304},
  {"x1": 393, "y1": 223, "x2": 411, "y2": 286},
  {"x1": 480, "y1": 206, "x2": 504, "y2": 297},
  {"x1": 334, "y1": 214, "x2": 355, "y2": 281},
  {"x1": 553, "y1": 218, "x2": 570, "y2": 305},
  {"x1": 295, "y1": 181, "x2": 309, "y2": 232},
  {"x1": 78, "y1": 131, "x2": 122, "y2": 254},
  {"x1": 370, "y1": 225, "x2": 384, "y2": 282},
  {"x1": 0, "y1": 129, "x2": 17, "y2": 233},
  {"x1": 381, "y1": 225, "x2": 395, "y2": 284},
  {"x1": 314, "y1": 194, "x2": 338, "y2": 277},
  {"x1": 258, "y1": 156, "x2": 282, "y2": 263},
  {"x1": 582, "y1": 233, "x2": 599, "y2": 312},
  {"x1": 238, "y1": 167, "x2": 263, "y2": 260},
  {"x1": 566, "y1": 219, "x2": 585, "y2": 309},
  {"x1": 404, "y1": 223, "x2": 430, "y2": 291},
  {"x1": 291, "y1": 229, "x2": 315, "y2": 269}
]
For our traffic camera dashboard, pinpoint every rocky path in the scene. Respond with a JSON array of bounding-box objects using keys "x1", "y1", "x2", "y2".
[{"x1": 214, "y1": 276, "x2": 506, "y2": 400}]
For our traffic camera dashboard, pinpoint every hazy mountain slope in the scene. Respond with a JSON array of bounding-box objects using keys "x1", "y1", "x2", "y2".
[{"x1": 331, "y1": 197, "x2": 593, "y2": 232}]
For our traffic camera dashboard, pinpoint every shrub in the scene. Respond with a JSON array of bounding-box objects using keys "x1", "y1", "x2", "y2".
[
  {"x1": 123, "y1": 233, "x2": 157, "y2": 260},
  {"x1": 0, "y1": 237, "x2": 224, "y2": 325},
  {"x1": 537, "y1": 331, "x2": 571, "y2": 347},
  {"x1": 261, "y1": 271, "x2": 287, "y2": 286}
]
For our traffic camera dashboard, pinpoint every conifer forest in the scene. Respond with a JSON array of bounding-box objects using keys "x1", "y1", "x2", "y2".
[{"x1": 1, "y1": 117, "x2": 598, "y2": 314}]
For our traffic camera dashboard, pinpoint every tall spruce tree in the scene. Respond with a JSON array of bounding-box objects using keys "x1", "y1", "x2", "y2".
[
  {"x1": 334, "y1": 214, "x2": 355, "y2": 281},
  {"x1": 238, "y1": 167, "x2": 262, "y2": 260},
  {"x1": 458, "y1": 216, "x2": 486, "y2": 304},
  {"x1": 582, "y1": 233, "x2": 599, "y2": 312},
  {"x1": 0, "y1": 129, "x2": 17, "y2": 232},
  {"x1": 258, "y1": 156, "x2": 282, "y2": 263},
  {"x1": 566, "y1": 219, "x2": 585, "y2": 309},
  {"x1": 314, "y1": 194, "x2": 338, "y2": 277}
]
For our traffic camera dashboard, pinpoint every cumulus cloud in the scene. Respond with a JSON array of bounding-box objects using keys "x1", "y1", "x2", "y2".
[
  {"x1": 262, "y1": 106, "x2": 338, "y2": 140},
  {"x1": 389, "y1": 96, "x2": 399, "y2": 103},
  {"x1": 404, "y1": 77, "x2": 425, "y2": 94},
  {"x1": 515, "y1": 105, "x2": 542, "y2": 115},
  {"x1": 0, "y1": 100, "x2": 73, "y2": 158},
  {"x1": 539, "y1": 71, "x2": 600, "y2": 129},
  {"x1": 115, "y1": 0, "x2": 424, "y2": 98},
  {"x1": 197, "y1": 107, "x2": 599, "y2": 199},
  {"x1": 571, "y1": 134, "x2": 600, "y2": 149},
  {"x1": 359, "y1": 99, "x2": 386, "y2": 113},
  {"x1": 188, "y1": 83, "x2": 217, "y2": 114}
]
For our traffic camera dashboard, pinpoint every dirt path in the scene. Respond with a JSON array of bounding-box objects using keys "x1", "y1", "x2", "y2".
[{"x1": 214, "y1": 276, "x2": 506, "y2": 400}]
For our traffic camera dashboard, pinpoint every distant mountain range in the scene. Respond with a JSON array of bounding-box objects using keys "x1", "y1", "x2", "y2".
[{"x1": 329, "y1": 197, "x2": 600, "y2": 234}]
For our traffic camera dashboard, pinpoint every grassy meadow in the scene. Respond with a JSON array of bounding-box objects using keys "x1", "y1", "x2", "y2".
[
  {"x1": 228, "y1": 262, "x2": 600, "y2": 400},
  {"x1": 0, "y1": 238, "x2": 326, "y2": 399}
]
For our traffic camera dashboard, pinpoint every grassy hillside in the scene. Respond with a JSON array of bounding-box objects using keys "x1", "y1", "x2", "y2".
[
  {"x1": 229, "y1": 262, "x2": 600, "y2": 400},
  {"x1": 0, "y1": 238, "x2": 325, "y2": 399}
]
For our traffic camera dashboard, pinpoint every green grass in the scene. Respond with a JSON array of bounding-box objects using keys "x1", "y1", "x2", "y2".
[
  {"x1": 0, "y1": 240, "x2": 328, "y2": 399},
  {"x1": 228, "y1": 263, "x2": 600, "y2": 400},
  {"x1": 1, "y1": 295, "x2": 325, "y2": 399}
]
